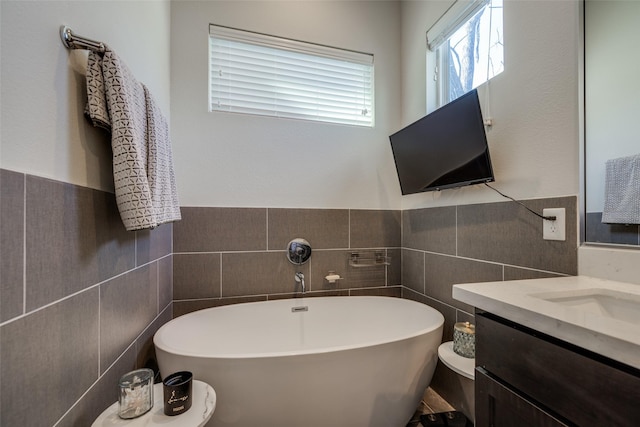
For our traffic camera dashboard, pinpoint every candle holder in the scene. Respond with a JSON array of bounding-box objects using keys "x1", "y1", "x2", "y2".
[
  {"x1": 453, "y1": 322, "x2": 476, "y2": 358},
  {"x1": 163, "y1": 371, "x2": 193, "y2": 416},
  {"x1": 118, "y1": 368, "x2": 154, "y2": 419}
]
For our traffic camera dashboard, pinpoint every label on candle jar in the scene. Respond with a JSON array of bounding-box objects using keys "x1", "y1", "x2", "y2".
[{"x1": 168, "y1": 390, "x2": 190, "y2": 404}]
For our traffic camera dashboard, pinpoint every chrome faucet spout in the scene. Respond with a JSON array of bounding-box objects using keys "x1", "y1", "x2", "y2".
[{"x1": 295, "y1": 272, "x2": 305, "y2": 293}]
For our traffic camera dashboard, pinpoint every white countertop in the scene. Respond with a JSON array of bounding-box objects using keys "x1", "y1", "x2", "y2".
[{"x1": 453, "y1": 276, "x2": 640, "y2": 370}]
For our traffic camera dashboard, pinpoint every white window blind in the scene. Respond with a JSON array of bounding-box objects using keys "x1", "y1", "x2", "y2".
[
  {"x1": 426, "y1": 0, "x2": 490, "y2": 51},
  {"x1": 209, "y1": 24, "x2": 374, "y2": 127}
]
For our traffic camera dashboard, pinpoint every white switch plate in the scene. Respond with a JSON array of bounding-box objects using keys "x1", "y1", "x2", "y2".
[{"x1": 543, "y1": 208, "x2": 566, "y2": 241}]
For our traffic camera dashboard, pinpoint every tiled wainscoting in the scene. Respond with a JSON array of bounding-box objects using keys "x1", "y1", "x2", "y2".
[
  {"x1": 173, "y1": 198, "x2": 577, "y2": 415},
  {"x1": 402, "y1": 195, "x2": 577, "y2": 410},
  {"x1": 1, "y1": 167, "x2": 578, "y2": 425},
  {"x1": 0, "y1": 169, "x2": 173, "y2": 426},
  {"x1": 172, "y1": 207, "x2": 403, "y2": 316}
]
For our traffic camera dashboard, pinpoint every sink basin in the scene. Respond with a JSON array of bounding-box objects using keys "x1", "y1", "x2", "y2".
[{"x1": 530, "y1": 288, "x2": 640, "y2": 325}]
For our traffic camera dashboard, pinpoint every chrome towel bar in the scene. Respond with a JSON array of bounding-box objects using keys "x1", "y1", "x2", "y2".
[{"x1": 59, "y1": 25, "x2": 105, "y2": 53}]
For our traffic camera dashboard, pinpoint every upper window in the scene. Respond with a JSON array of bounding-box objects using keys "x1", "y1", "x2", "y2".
[
  {"x1": 209, "y1": 24, "x2": 374, "y2": 127},
  {"x1": 427, "y1": 0, "x2": 504, "y2": 107}
]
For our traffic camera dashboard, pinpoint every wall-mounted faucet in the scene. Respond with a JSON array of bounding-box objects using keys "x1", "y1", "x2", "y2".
[
  {"x1": 295, "y1": 271, "x2": 305, "y2": 293},
  {"x1": 287, "y1": 238, "x2": 311, "y2": 294}
]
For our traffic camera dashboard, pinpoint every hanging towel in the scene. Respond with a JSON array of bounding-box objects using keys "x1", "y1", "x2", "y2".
[
  {"x1": 85, "y1": 51, "x2": 110, "y2": 131},
  {"x1": 85, "y1": 47, "x2": 181, "y2": 231},
  {"x1": 143, "y1": 85, "x2": 181, "y2": 226},
  {"x1": 602, "y1": 154, "x2": 640, "y2": 224}
]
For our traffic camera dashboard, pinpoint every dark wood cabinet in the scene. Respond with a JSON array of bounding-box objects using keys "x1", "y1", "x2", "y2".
[
  {"x1": 475, "y1": 312, "x2": 640, "y2": 427},
  {"x1": 476, "y1": 368, "x2": 568, "y2": 427}
]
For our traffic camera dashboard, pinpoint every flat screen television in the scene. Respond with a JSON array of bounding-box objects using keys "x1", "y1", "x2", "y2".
[{"x1": 389, "y1": 89, "x2": 494, "y2": 195}]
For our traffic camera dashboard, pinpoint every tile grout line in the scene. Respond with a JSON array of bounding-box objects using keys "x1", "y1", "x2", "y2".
[
  {"x1": 400, "y1": 210, "x2": 403, "y2": 289},
  {"x1": 265, "y1": 207, "x2": 269, "y2": 250},
  {"x1": 423, "y1": 251, "x2": 426, "y2": 295},
  {"x1": 53, "y1": 304, "x2": 173, "y2": 427},
  {"x1": 172, "y1": 247, "x2": 401, "y2": 256},
  {"x1": 173, "y1": 284, "x2": 400, "y2": 303},
  {"x1": 98, "y1": 283, "x2": 102, "y2": 378},
  {"x1": 156, "y1": 261, "x2": 160, "y2": 315},
  {"x1": 348, "y1": 209, "x2": 351, "y2": 249},
  {"x1": 22, "y1": 173, "x2": 27, "y2": 315},
  {"x1": 134, "y1": 231, "x2": 138, "y2": 268},
  {"x1": 455, "y1": 205, "x2": 458, "y2": 257},
  {"x1": 0, "y1": 253, "x2": 173, "y2": 328},
  {"x1": 402, "y1": 247, "x2": 570, "y2": 277}
]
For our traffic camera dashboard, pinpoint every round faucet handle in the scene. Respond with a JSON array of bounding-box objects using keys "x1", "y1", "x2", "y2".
[{"x1": 286, "y1": 238, "x2": 312, "y2": 265}]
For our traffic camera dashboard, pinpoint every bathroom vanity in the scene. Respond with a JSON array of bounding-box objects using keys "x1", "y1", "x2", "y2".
[{"x1": 453, "y1": 276, "x2": 640, "y2": 427}]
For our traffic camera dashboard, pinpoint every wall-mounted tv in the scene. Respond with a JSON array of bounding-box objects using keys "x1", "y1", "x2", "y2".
[{"x1": 389, "y1": 89, "x2": 494, "y2": 195}]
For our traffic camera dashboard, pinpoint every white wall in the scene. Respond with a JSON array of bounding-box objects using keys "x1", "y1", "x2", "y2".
[
  {"x1": 170, "y1": 1, "x2": 403, "y2": 208},
  {"x1": 399, "y1": 0, "x2": 580, "y2": 211},
  {"x1": 0, "y1": 0, "x2": 171, "y2": 192},
  {"x1": 2, "y1": 0, "x2": 579, "y2": 210}
]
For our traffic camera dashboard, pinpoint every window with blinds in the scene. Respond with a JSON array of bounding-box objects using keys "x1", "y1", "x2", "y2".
[{"x1": 209, "y1": 25, "x2": 374, "y2": 127}]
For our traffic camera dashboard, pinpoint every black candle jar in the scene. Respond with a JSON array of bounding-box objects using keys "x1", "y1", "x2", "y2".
[{"x1": 162, "y1": 371, "x2": 193, "y2": 416}]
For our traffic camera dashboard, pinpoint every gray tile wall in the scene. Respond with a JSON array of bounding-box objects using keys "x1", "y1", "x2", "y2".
[
  {"x1": 172, "y1": 207, "x2": 402, "y2": 315},
  {"x1": 172, "y1": 198, "x2": 577, "y2": 322},
  {"x1": 1, "y1": 167, "x2": 579, "y2": 425},
  {"x1": 402, "y1": 195, "x2": 578, "y2": 412},
  {"x1": 0, "y1": 169, "x2": 173, "y2": 426}
]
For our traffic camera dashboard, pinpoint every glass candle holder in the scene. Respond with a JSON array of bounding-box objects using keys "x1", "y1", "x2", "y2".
[
  {"x1": 118, "y1": 368, "x2": 154, "y2": 419},
  {"x1": 453, "y1": 321, "x2": 476, "y2": 358}
]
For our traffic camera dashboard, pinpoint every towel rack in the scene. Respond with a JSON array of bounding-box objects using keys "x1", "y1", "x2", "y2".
[
  {"x1": 60, "y1": 26, "x2": 105, "y2": 53},
  {"x1": 348, "y1": 251, "x2": 391, "y2": 268}
]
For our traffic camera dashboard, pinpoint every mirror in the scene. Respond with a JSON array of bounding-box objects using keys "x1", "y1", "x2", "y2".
[{"x1": 584, "y1": 0, "x2": 640, "y2": 246}]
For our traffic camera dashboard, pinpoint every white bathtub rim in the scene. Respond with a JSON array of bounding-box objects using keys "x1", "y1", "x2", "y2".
[
  {"x1": 155, "y1": 296, "x2": 444, "y2": 360},
  {"x1": 157, "y1": 329, "x2": 439, "y2": 360}
]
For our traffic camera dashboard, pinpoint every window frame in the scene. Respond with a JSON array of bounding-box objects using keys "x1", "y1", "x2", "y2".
[{"x1": 427, "y1": 0, "x2": 503, "y2": 109}]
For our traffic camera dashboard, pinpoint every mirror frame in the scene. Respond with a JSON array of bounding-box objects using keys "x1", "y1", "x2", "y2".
[
  {"x1": 580, "y1": 0, "x2": 640, "y2": 249},
  {"x1": 579, "y1": 0, "x2": 586, "y2": 246}
]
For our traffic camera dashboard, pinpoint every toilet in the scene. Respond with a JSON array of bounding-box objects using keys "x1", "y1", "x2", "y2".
[{"x1": 437, "y1": 341, "x2": 475, "y2": 422}]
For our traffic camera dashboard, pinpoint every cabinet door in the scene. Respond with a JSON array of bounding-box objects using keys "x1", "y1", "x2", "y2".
[
  {"x1": 476, "y1": 368, "x2": 570, "y2": 427},
  {"x1": 476, "y1": 313, "x2": 640, "y2": 426}
]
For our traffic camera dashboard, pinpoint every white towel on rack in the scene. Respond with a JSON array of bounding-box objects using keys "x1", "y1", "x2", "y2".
[
  {"x1": 85, "y1": 47, "x2": 181, "y2": 231},
  {"x1": 602, "y1": 154, "x2": 640, "y2": 224}
]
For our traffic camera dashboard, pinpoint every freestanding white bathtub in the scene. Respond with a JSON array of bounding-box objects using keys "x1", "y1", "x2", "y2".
[{"x1": 154, "y1": 296, "x2": 444, "y2": 427}]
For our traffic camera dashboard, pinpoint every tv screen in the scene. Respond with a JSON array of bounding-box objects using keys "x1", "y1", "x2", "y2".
[{"x1": 389, "y1": 89, "x2": 494, "y2": 195}]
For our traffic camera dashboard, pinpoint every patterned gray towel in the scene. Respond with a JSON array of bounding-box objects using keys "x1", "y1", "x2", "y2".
[
  {"x1": 85, "y1": 47, "x2": 181, "y2": 231},
  {"x1": 144, "y1": 85, "x2": 181, "y2": 228},
  {"x1": 85, "y1": 51, "x2": 110, "y2": 130},
  {"x1": 602, "y1": 154, "x2": 640, "y2": 224}
]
